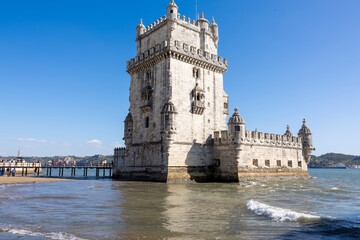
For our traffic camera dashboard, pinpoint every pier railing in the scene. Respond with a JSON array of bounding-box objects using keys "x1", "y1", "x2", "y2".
[{"x1": 0, "y1": 163, "x2": 113, "y2": 178}]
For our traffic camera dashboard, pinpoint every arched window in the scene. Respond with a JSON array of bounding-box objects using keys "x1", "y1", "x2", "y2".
[{"x1": 145, "y1": 117, "x2": 149, "y2": 128}]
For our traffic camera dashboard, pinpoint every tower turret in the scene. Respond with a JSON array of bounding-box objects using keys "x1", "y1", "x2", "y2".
[
  {"x1": 209, "y1": 17, "x2": 219, "y2": 47},
  {"x1": 228, "y1": 108, "x2": 245, "y2": 141},
  {"x1": 123, "y1": 112, "x2": 133, "y2": 146},
  {"x1": 196, "y1": 12, "x2": 209, "y2": 30},
  {"x1": 161, "y1": 98, "x2": 177, "y2": 134},
  {"x1": 298, "y1": 118, "x2": 315, "y2": 163},
  {"x1": 167, "y1": 0, "x2": 178, "y2": 20},
  {"x1": 136, "y1": 19, "x2": 146, "y2": 39},
  {"x1": 284, "y1": 125, "x2": 293, "y2": 137}
]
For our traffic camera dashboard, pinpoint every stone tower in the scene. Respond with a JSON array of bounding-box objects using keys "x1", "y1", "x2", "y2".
[
  {"x1": 114, "y1": 0, "x2": 314, "y2": 182},
  {"x1": 114, "y1": 0, "x2": 228, "y2": 181}
]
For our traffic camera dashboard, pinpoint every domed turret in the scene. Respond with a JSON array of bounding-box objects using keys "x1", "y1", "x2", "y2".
[
  {"x1": 196, "y1": 12, "x2": 209, "y2": 30},
  {"x1": 167, "y1": 0, "x2": 178, "y2": 20},
  {"x1": 298, "y1": 118, "x2": 315, "y2": 163},
  {"x1": 228, "y1": 108, "x2": 245, "y2": 141},
  {"x1": 284, "y1": 125, "x2": 293, "y2": 137},
  {"x1": 228, "y1": 107, "x2": 245, "y2": 124},
  {"x1": 209, "y1": 17, "x2": 219, "y2": 47},
  {"x1": 162, "y1": 100, "x2": 176, "y2": 113},
  {"x1": 124, "y1": 112, "x2": 133, "y2": 146},
  {"x1": 136, "y1": 19, "x2": 146, "y2": 39},
  {"x1": 161, "y1": 98, "x2": 177, "y2": 133}
]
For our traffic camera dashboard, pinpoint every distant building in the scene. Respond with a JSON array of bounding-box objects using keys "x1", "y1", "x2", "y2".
[{"x1": 114, "y1": 0, "x2": 315, "y2": 182}]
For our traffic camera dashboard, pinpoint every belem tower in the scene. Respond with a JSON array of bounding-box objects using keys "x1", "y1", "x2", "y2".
[{"x1": 113, "y1": 0, "x2": 315, "y2": 182}]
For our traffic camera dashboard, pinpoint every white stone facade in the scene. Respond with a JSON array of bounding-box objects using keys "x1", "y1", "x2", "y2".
[{"x1": 114, "y1": 1, "x2": 315, "y2": 182}]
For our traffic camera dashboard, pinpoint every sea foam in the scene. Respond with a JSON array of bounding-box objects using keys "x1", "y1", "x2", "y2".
[
  {"x1": 7, "y1": 228, "x2": 86, "y2": 240},
  {"x1": 246, "y1": 200, "x2": 320, "y2": 222}
]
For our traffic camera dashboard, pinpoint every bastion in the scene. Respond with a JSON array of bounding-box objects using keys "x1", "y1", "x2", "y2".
[{"x1": 113, "y1": 0, "x2": 315, "y2": 182}]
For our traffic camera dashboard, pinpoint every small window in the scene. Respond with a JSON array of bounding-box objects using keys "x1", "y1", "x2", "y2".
[
  {"x1": 208, "y1": 102, "x2": 210, "y2": 107},
  {"x1": 193, "y1": 68, "x2": 200, "y2": 78},
  {"x1": 197, "y1": 94, "x2": 200, "y2": 101},
  {"x1": 288, "y1": 160, "x2": 292, "y2": 168},
  {"x1": 235, "y1": 126, "x2": 240, "y2": 132},
  {"x1": 298, "y1": 161, "x2": 302, "y2": 168},
  {"x1": 145, "y1": 117, "x2": 149, "y2": 128},
  {"x1": 214, "y1": 159, "x2": 220, "y2": 166},
  {"x1": 170, "y1": 10, "x2": 173, "y2": 13},
  {"x1": 277, "y1": 160, "x2": 281, "y2": 167},
  {"x1": 146, "y1": 70, "x2": 151, "y2": 80},
  {"x1": 252, "y1": 159, "x2": 258, "y2": 167},
  {"x1": 224, "y1": 102, "x2": 228, "y2": 109},
  {"x1": 265, "y1": 160, "x2": 270, "y2": 167}
]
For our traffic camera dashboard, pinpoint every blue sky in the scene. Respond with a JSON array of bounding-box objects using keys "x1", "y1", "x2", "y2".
[{"x1": 0, "y1": 0, "x2": 359, "y2": 157}]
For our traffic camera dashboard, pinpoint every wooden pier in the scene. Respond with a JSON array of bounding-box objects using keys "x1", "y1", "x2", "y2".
[
  {"x1": 43, "y1": 165, "x2": 112, "y2": 177},
  {"x1": 1, "y1": 163, "x2": 112, "y2": 178}
]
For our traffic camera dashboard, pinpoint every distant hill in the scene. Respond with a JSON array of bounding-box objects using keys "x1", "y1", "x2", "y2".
[
  {"x1": 2, "y1": 153, "x2": 359, "y2": 168},
  {"x1": 309, "y1": 153, "x2": 360, "y2": 168}
]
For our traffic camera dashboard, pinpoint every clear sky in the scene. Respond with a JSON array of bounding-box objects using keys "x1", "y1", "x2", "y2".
[{"x1": 1, "y1": 0, "x2": 359, "y2": 157}]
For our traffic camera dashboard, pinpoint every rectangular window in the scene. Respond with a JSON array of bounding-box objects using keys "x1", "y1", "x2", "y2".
[
  {"x1": 214, "y1": 159, "x2": 220, "y2": 167},
  {"x1": 298, "y1": 161, "x2": 302, "y2": 168},
  {"x1": 235, "y1": 126, "x2": 240, "y2": 132},
  {"x1": 145, "y1": 117, "x2": 149, "y2": 128},
  {"x1": 265, "y1": 160, "x2": 270, "y2": 167},
  {"x1": 288, "y1": 160, "x2": 292, "y2": 168},
  {"x1": 277, "y1": 160, "x2": 281, "y2": 167},
  {"x1": 252, "y1": 159, "x2": 258, "y2": 167},
  {"x1": 224, "y1": 102, "x2": 228, "y2": 109}
]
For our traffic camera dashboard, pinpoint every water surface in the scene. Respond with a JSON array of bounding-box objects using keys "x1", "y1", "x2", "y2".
[{"x1": 1, "y1": 169, "x2": 359, "y2": 239}]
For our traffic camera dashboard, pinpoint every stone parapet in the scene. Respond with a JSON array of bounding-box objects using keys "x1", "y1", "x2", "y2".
[
  {"x1": 114, "y1": 147, "x2": 126, "y2": 157},
  {"x1": 127, "y1": 39, "x2": 227, "y2": 74},
  {"x1": 213, "y1": 130, "x2": 303, "y2": 148}
]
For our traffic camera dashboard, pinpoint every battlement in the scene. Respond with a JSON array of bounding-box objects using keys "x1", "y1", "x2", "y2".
[
  {"x1": 127, "y1": 39, "x2": 227, "y2": 73},
  {"x1": 213, "y1": 130, "x2": 302, "y2": 148},
  {"x1": 114, "y1": 147, "x2": 126, "y2": 157},
  {"x1": 138, "y1": 15, "x2": 168, "y2": 39},
  {"x1": 138, "y1": 13, "x2": 216, "y2": 40}
]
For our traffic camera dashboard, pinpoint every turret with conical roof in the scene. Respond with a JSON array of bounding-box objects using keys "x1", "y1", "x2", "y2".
[
  {"x1": 136, "y1": 19, "x2": 146, "y2": 39},
  {"x1": 228, "y1": 108, "x2": 246, "y2": 141},
  {"x1": 167, "y1": 0, "x2": 178, "y2": 20},
  {"x1": 124, "y1": 112, "x2": 133, "y2": 146},
  {"x1": 210, "y1": 17, "x2": 219, "y2": 47},
  {"x1": 284, "y1": 125, "x2": 293, "y2": 137},
  {"x1": 196, "y1": 12, "x2": 209, "y2": 30},
  {"x1": 298, "y1": 118, "x2": 315, "y2": 163},
  {"x1": 298, "y1": 119, "x2": 313, "y2": 147},
  {"x1": 161, "y1": 97, "x2": 177, "y2": 134}
]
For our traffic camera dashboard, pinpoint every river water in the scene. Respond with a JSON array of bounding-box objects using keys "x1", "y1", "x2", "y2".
[{"x1": 0, "y1": 169, "x2": 359, "y2": 239}]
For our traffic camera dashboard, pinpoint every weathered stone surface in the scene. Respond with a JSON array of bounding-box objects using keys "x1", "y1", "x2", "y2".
[{"x1": 113, "y1": 1, "x2": 315, "y2": 182}]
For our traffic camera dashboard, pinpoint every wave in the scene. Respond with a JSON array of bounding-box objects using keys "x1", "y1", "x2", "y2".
[
  {"x1": 3, "y1": 228, "x2": 86, "y2": 240},
  {"x1": 246, "y1": 200, "x2": 321, "y2": 222}
]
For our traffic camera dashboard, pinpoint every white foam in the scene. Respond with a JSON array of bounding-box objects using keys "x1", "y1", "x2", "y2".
[
  {"x1": 8, "y1": 228, "x2": 86, "y2": 240},
  {"x1": 245, "y1": 181, "x2": 257, "y2": 188},
  {"x1": 331, "y1": 187, "x2": 339, "y2": 190},
  {"x1": 246, "y1": 200, "x2": 320, "y2": 222}
]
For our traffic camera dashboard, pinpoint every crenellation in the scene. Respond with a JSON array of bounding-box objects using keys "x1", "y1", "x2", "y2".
[{"x1": 127, "y1": 39, "x2": 227, "y2": 73}]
